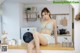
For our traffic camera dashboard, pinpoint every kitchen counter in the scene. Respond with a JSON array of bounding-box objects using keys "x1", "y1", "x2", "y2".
[{"x1": 1, "y1": 43, "x2": 74, "y2": 50}]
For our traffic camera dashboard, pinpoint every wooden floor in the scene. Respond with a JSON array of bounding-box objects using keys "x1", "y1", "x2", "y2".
[{"x1": 4, "y1": 43, "x2": 75, "y2": 50}]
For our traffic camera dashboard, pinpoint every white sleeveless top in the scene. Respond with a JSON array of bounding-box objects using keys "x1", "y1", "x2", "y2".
[{"x1": 40, "y1": 20, "x2": 54, "y2": 31}]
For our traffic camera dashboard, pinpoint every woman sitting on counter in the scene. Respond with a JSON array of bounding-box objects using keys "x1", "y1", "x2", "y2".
[{"x1": 26, "y1": 7, "x2": 58, "y2": 53}]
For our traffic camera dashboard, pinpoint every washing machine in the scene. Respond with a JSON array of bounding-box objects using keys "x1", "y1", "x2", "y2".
[{"x1": 20, "y1": 27, "x2": 37, "y2": 43}]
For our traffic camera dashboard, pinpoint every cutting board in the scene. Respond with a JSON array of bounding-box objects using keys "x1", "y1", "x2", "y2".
[{"x1": 60, "y1": 17, "x2": 67, "y2": 26}]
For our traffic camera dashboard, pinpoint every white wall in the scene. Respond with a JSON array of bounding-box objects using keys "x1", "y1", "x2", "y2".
[
  {"x1": 0, "y1": 7, "x2": 1, "y2": 35},
  {"x1": 0, "y1": 6, "x2": 2, "y2": 38},
  {"x1": 0, "y1": 0, "x2": 5, "y2": 5},
  {"x1": 2, "y1": 1, "x2": 22, "y2": 39},
  {"x1": 72, "y1": 4, "x2": 80, "y2": 51},
  {"x1": 0, "y1": 7, "x2": 2, "y2": 16}
]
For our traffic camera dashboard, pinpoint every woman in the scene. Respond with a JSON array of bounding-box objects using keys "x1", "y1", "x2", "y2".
[{"x1": 27, "y1": 7, "x2": 58, "y2": 53}]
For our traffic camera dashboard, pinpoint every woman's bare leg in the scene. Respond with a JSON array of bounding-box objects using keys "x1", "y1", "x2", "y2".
[
  {"x1": 33, "y1": 32, "x2": 48, "y2": 53},
  {"x1": 33, "y1": 32, "x2": 40, "y2": 53},
  {"x1": 27, "y1": 40, "x2": 35, "y2": 53},
  {"x1": 34, "y1": 32, "x2": 48, "y2": 45}
]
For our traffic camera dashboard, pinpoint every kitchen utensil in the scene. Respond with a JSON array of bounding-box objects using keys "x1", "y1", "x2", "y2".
[
  {"x1": 60, "y1": 17, "x2": 67, "y2": 26},
  {"x1": 59, "y1": 29, "x2": 66, "y2": 35}
]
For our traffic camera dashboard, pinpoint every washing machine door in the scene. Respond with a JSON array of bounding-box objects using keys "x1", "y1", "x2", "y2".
[{"x1": 23, "y1": 32, "x2": 33, "y2": 43}]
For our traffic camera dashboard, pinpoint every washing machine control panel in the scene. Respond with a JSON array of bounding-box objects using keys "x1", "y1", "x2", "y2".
[{"x1": 27, "y1": 27, "x2": 37, "y2": 33}]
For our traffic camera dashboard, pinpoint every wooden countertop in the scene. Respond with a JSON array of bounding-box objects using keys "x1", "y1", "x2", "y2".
[{"x1": 1, "y1": 43, "x2": 74, "y2": 50}]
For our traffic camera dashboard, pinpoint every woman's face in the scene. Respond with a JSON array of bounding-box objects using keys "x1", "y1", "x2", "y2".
[{"x1": 42, "y1": 12, "x2": 50, "y2": 21}]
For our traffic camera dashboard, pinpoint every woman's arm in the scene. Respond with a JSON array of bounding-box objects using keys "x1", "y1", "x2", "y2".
[{"x1": 53, "y1": 20, "x2": 58, "y2": 44}]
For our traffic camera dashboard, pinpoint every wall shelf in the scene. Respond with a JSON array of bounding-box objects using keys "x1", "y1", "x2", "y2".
[
  {"x1": 58, "y1": 34, "x2": 71, "y2": 36},
  {"x1": 25, "y1": 7, "x2": 38, "y2": 21},
  {"x1": 51, "y1": 13, "x2": 69, "y2": 15},
  {"x1": 25, "y1": 10, "x2": 38, "y2": 21}
]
